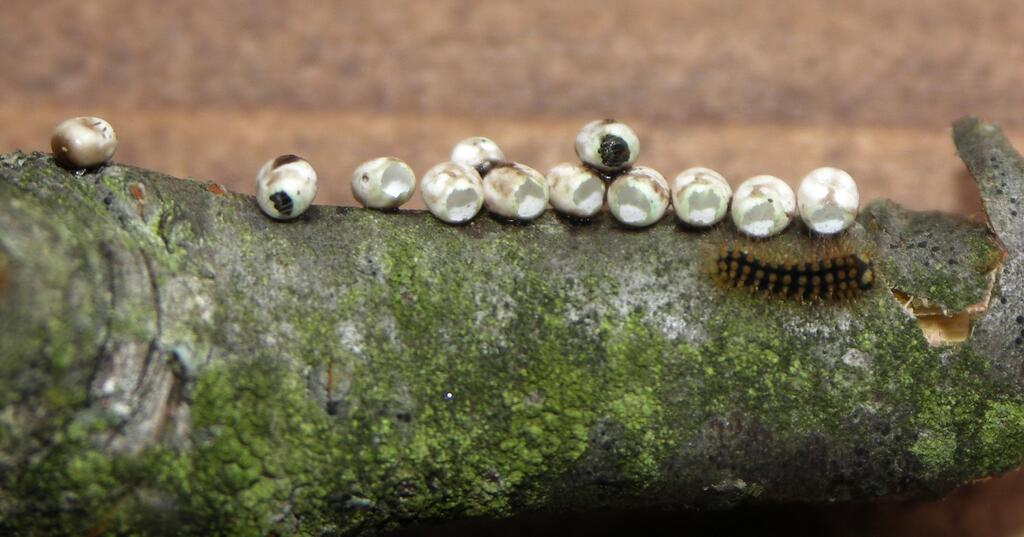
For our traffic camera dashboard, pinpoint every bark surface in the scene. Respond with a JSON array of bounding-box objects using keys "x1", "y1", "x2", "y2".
[{"x1": 0, "y1": 118, "x2": 1022, "y2": 536}]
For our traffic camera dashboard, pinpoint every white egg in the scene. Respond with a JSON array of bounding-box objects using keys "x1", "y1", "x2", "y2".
[
  {"x1": 420, "y1": 162, "x2": 485, "y2": 224},
  {"x1": 607, "y1": 166, "x2": 669, "y2": 227},
  {"x1": 797, "y1": 167, "x2": 860, "y2": 235},
  {"x1": 731, "y1": 175, "x2": 795, "y2": 238},
  {"x1": 352, "y1": 157, "x2": 416, "y2": 210},
  {"x1": 482, "y1": 162, "x2": 550, "y2": 221},
  {"x1": 450, "y1": 137, "x2": 505, "y2": 173},
  {"x1": 546, "y1": 163, "x2": 606, "y2": 218},
  {"x1": 672, "y1": 167, "x2": 732, "y2": 227},
  {"x1": 255, "y1": 155, "x2": 318, "y2": 220},
  {"x1": 574, "y1": 119, "x2": 640, "y2": 172}
]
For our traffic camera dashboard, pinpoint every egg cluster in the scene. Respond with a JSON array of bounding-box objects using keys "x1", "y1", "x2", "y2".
[
  {"x1": 45, "y1": 116, "x2": 861, "y2": 235},
  {"x1": 361, "y1": 118, "x2": 859, "y2": 236},
  {"x1": 345, "y1": 118, "x2": 862, "y2": 235}
]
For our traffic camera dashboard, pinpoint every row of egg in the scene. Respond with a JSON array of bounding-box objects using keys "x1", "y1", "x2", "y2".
[{"x1": 49, "y1": 116, "x2": 858, "y2": 237}]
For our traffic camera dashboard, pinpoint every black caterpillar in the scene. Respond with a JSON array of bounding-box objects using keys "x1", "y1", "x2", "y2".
[
  {"x1": 711, "y1": 248, "x2": 874, "y2": 301},
  {"x1": 598, "y1": 134, "x2": 630, "y2": 168},
  {"x1": 269, "y1": 191, "x2": 294, "y2": 216}
]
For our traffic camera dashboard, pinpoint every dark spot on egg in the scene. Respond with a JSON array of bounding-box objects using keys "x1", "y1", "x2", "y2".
[
  {"x1": 272, "y1": 154, "x2": 303, "y2": 168},
  {"x1": 269, "y1": 191, "x2": 293, "y2": 216}
]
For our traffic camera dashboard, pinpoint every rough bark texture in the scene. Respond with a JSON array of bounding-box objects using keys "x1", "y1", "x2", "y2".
[{"x1": 0, "y1": 118, "x2": 1022, "y2": 536}]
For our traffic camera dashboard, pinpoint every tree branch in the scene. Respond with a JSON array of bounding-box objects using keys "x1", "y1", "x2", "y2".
[{"x1": 0, "y1": 118, "x2": 1022, "y2": 535}]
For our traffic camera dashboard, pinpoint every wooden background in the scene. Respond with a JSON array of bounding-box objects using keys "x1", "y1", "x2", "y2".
[{"x1": 1, "y1": 1, "x2": 1023, "y2": 535}]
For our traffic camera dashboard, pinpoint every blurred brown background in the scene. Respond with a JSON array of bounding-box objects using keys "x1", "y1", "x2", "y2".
[{"x1": 1, "y1": 1, "x2": 1023, "y2": 535}]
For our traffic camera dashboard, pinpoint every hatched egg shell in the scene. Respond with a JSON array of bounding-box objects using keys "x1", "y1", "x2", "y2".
[
  {"x1": 451, "y1": 137, "x2": 505, "y2": 174},
  {"x1": 607, "y1": 166, "x2": 670, "y2": 227},
  {"x1": 420, "y1": 162, "x2": 485, "y2": 224},
  {"x1": 352, "y1": 157, "x2": 417, "y2": 209},
  {"x1": 797, "y1": 167, "x2": 860, "y2": 235},
  {"x1": 482, "y1": 162, "x2": 550, "y2": 221},
  {"x1": 672, "y1": 167, "x2": 732, "y2": 227},
  {"x1": 730, "y1": 175, "x2": 795, "y2": 238},
  {"x1": 546, "y1": 163, "x2": 606, "y2": 218}
]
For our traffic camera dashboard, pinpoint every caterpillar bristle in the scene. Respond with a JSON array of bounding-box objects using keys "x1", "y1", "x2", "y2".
[{"x1": 709, "y1": 247, "x2": 874, "y2": 302}]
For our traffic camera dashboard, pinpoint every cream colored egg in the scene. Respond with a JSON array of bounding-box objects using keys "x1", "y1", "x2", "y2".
[
  {"x1": 352, "y1": 157, "x2": 416, "y2": 210},
  {"x1": 730, "y1": 175, "x2": 795, "y2": 238},
  {"x1": 797, "y1": 167, "x2": 860, "y2": 235},
  {"x1": 420, "y1": 162, "x2": 485, "y2": 224},
  {"x1": 482, "y1": 162, "x2": 549, "y2": 221},
  {"x1": 546, "y1": 163, "x2": 606, "y2": 218},
  {"x1": 672, "y1": 167, "x2": 732, "y2": 227},
  {"x1": 451, "y1": 137, "x2": 505, "y2": 173},
  {"x1": 51, "y1": 116, "x2": 117, "y2": 169},
  {"x1": 256, "y1": 154, "x2": 318, "y2": 220},
  {"x1": 607, "y1": 166, "x2": 669, "y2": 227},
  {"x1": 574, "y1": 119, "x2": 640, "y2": 172}
]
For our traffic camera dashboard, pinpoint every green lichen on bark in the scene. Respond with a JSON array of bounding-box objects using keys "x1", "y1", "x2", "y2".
[
  {"x1": 862, "y1": 199, "x2": 1000, "y2": 312},
  {"x1": 1, "y1": 117, "x2": 1023, "y2": 536}
]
